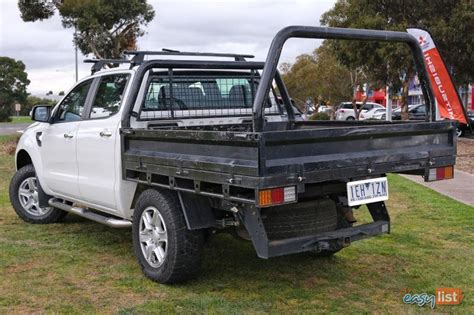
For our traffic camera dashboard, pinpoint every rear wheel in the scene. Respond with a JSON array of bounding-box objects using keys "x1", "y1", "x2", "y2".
[
  {"x1": 456, "y1": 128, "x2": 464, "y2": 138},
  {"x1": 9, "y1": 164, "x2": 67, "y2": 224},
  {"x1": 346, "y1": 116, "x2": 355, "y2": 120},
  {"x1": 132, "y1": 189, "x2": 204, "y2": 284}
]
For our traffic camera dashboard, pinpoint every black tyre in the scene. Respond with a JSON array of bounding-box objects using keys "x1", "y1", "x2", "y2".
[
  {"x1": 456, "y1": 128, "x2": 464, "y2": 138},
  {"x1": 9, "y1": 164, "x2": 67, "y2": 224},
  {"x1": 346, "y1": 116, "x2": 355, "y2": 120},
  {"x1": 132, "y1": 189, "x2": 204, "y2": 284}
]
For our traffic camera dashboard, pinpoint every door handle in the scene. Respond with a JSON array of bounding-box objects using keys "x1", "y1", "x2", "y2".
[
  {"x1": 99, "y1": 130, "x2": 112, "y2": 137},
  {"x1": 63, "y1": 133, "x2": 74, "y2": 139}
]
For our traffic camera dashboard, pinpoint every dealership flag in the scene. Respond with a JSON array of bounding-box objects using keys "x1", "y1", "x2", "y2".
[{"x1": 407, "y1": 28, "x2": 467, "y2": 124}]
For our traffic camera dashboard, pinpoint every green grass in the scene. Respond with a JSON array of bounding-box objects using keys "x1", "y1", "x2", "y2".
[
  {"x1": 3, "y1": 116, "x2": 32, "y2": 124},
  {"x1": 0, "y1": 134, "x2": 472, "y2": 313}
]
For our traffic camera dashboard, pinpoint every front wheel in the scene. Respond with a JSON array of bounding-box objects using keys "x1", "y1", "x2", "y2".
[
  {"x1": 9, "y1": 164, "x2": 67, "y2": 224},
  {"x1": 132, "y1": 189, "x2": 204, "y2": 284}
]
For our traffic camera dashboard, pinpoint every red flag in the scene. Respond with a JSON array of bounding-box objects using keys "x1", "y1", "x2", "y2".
[{"x1": 407, "y1": 28, "x2": 467, "y2": 124}]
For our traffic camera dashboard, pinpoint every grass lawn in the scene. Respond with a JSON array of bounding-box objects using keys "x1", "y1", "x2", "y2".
[
  {"x1": 4, "y1": 116, "x2": 32, "y2": 124},
  {"x1": 0, "y1": 134, "x2": 472, "y2": 313}
]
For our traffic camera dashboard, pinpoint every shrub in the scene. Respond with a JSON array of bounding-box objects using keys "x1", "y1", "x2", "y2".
[
  {"x1": 0, "y1": 136, "x2": 19, "y2": 155},
  {"x1": 309, "y1": 112, "x2": 330, "y2": 120},
  {"x1": 0, "y1": 107, "x2": 12, "y2": 122}
]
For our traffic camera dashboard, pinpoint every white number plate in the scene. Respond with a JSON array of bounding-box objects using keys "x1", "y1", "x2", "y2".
[{"x1": 347, "y1": 177, "x2": 388, "y2": 206}]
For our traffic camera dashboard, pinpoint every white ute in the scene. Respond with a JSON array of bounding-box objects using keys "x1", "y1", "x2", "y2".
[{"x1": 10, "y1": 25, "x2": 460, "y2": 285}]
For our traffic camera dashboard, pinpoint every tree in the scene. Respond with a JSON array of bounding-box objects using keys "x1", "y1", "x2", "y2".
[
  {"x1": 18, "y1": 0, "x2": 155, "y2": 60},
  {"x1": 23, "y1": 96, "x2": 56, "y2": 116},
  {"x1": 280, "y1": 43, "x2": 353, "y2": 114},
  {"x1": 280, "y1": 54, "x2": 319, "y2": 109},
  {"x1": 0, "y1": 57, "x2": 30, "y2": 122},
  {"x1": 321, "y1": 0, "x2": 474, "y2": 119}
]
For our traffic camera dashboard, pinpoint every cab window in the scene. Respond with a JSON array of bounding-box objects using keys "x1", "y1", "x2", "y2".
[
  {"x1": 89, "y1": 74, "x2": 130, "y2": 119},
  {"x1": 55, "y1": 79, "x2": 92, "y2": 122}
]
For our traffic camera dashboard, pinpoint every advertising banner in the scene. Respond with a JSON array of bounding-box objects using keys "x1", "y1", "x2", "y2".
[{"x1": 407, "y1": 28, "x2": 467, "y2": 124}]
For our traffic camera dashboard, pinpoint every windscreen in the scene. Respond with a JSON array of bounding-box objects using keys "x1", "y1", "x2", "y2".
[{"x1": 139, "y1": 73, "x2": 278, "y2": 120}]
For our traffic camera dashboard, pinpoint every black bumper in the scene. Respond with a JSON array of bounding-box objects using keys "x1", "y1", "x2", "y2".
[{"x1": 240, "y1": 201, "x2": 390, "y2": 258}]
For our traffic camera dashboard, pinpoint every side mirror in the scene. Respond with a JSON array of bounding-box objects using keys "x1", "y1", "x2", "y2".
[{"x1": 31, "y1": 105, "x2": 51, "y2": 123}]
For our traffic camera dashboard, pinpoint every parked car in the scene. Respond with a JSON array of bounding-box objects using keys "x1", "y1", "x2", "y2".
[
  {"x1": 360, "y1": 108, "x2": 386, "y2": 120},
  {"x1": 381, "y1": 104, "x2": 425, "y2": 121},
  {"x1": 335, "y1": 102, "x2": 384, "y2": 120},
  {"x1": 10, "y1": 26, "x2": 457, "y2": 284},
  {"x1": 372, "y1": 108, "x2": 388, "y2": 120},
  {"x1": 317, "y1": 105, "x2": 332, "y2": 115},
  {"x1": 457, "y1": 110, "x2": 474, "y2": 137}
]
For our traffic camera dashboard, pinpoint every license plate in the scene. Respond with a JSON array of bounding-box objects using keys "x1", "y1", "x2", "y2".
[{"x1": 347, "y1": 177, "x2": 388, "y2": 206}]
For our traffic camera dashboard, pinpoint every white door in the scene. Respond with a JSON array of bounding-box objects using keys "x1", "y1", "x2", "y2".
[
  {"x1": 76, "y1": 73, "x2": 130, "y2": 210},
  {"x1": 41, "y1": 79, "x2": 93, "y2": 198}
]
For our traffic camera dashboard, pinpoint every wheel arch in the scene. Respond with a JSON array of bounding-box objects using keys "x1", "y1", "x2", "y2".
[
  {"x1": 15, "y1": 146, "x2": 53, "y2": 196},
  {"x1": 16, "y1": 149, "x2": 33, "y2": 170},
  {"x1": 131, "y1": 184, "x2": 215, "y2": 230}
]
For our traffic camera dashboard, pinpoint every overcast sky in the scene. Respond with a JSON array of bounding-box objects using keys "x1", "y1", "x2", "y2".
[{"x1": 0, "y1": 0, "x2": 336, "y2": 95}]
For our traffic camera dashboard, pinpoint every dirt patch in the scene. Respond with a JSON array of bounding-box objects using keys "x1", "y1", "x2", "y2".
[
  {"x1": 0, "y1": 139, "x2": 17, "y2": 156},
  {"x1": 456, "y1": 138, "x2": 474, "y2": 174}
]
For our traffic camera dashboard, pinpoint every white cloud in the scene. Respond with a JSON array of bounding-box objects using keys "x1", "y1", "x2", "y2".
[{"x1": 0, "y1": 0, "x2": 335, "y2": 94}]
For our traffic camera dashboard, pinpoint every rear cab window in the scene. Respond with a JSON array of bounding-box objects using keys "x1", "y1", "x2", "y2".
[{"x1": 139, "y1": 72, "x2": 279, "y2": 120}]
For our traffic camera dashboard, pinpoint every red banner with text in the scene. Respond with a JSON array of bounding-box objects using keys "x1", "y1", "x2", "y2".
[{"x1": 407, "y1": 28, "x2": 467, "y2": 124}]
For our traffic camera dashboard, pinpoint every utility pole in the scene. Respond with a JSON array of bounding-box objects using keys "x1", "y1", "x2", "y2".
[{"x1": 74, "y1": 27, "x2": 78, "y2": 82}]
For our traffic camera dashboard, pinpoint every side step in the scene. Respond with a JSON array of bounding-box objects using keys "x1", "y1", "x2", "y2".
[{"x1": 48, "y1": 198, "x2": 132, "y2": 228}]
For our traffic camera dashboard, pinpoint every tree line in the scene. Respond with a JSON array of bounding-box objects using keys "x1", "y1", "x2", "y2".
[
  {"x1": 281, "y1": 0, "x2": 473, "y2": 119},
  {"x1": 1, "y1": 1, "x2": 471, "y2": 122}
]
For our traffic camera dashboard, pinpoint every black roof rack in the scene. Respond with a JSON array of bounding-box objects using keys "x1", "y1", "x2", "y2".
[
  {"x1": 84, "y1": 59, "x2": 132, "y2": 74},
  {"x1": 124, "y1": 49, "x2": 255, "y2": 65},
  {"x1": 84, "y1": 49, "x2": 255, "y2": 74}
]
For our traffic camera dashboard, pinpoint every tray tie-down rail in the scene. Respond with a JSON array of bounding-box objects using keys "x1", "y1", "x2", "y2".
[{"x1": 238, "y1": 201, "x2": 390, "y2": 258}]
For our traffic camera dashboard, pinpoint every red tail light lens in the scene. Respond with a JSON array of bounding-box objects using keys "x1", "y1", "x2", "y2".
[
  {"x1": 259, "y1": 186, "x2": 296, "y2": 207},
  {"x1": 271, "y1": 188, "x2": 284, "y2": 204},
  {"x1": 426, "y1": 166, "x2": 454, "y2": 181}
]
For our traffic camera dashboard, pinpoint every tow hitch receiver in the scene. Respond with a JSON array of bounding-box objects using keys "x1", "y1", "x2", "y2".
[{"x1": 313, "y1": 236, "x2": 352, "y2": 253}]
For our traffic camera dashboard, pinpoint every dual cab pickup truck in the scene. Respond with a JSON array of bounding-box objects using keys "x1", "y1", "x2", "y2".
[{"x1": 10, "y1": 26, "x2": 456, "y2": 283}]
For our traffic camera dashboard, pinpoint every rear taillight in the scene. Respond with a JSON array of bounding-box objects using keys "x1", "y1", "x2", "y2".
[
  {"x1": 340, "y1": 109, "x2": 345, "y2": 113},
  {"x1": 426, "y1": 166, "x2": 454, "y2": 181},
  {"x1": 259, "y1": 186, "x2": 296, "y2": 207}
]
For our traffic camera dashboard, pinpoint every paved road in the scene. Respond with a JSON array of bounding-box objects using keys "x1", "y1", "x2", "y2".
[
  {"x1": 0, "y1": 123, "x2": 32, "y2": 135},
  {"x1": 401, "y1": 170, "x2": 474, "y2": 207}
]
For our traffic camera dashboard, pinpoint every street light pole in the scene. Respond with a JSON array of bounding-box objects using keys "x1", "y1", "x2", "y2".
[{"x1": 74, "y1": 27, "x2": 78, "y2": 82}]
